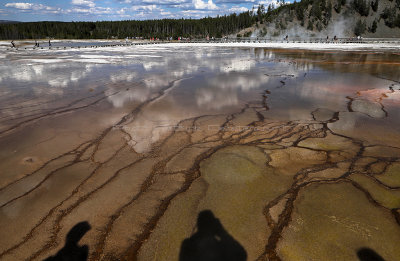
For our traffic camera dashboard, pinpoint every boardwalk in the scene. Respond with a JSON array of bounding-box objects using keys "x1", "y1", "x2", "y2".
[{"x1": 5, "y1": 37, "x2": 400, "y2": 51}]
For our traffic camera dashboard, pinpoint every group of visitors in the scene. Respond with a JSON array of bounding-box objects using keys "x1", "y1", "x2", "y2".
[{"x1": 34, "y1": 40, "x2": 51, "y2": 47}]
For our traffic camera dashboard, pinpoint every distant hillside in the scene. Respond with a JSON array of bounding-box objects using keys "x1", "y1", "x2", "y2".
[{"x1": 239, "y1": 0, "x2": 400, "y2": 38}]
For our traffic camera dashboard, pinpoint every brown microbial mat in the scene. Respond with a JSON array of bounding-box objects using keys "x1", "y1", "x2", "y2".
[{"x1": 0, "y1": 46, "x2": 399, "y2": 261}]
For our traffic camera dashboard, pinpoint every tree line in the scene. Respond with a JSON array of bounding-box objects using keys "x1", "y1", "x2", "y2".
[
  {"x1": 258, "y1": 0, "x2": 400, "y2": 36},
  {"x1": 2, "y1": 0, "x2": 400, "y2": 40},
  {"x1": 0, "y1": 12, "x2": 255, "y2": 40}
]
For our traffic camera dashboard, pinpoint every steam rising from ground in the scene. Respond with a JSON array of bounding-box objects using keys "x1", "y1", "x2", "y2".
[{"x1": 258, "y1": 15, "x2": 355, "y2": 39}]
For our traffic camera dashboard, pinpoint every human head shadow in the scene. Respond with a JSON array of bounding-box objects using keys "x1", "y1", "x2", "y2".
[
  {"x1": 179, "y1": 210, "x2": 247, "y2": 261},
  {"x1": 43, "y1": 221, "x2": 91, "y2": 261},
  {"x1": 357, "y1": 247, "x2": 385, "y2": 261}
]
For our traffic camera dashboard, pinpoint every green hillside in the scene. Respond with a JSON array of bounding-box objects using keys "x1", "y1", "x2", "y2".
[{"x1": 244, "y1": 0, "x2": 400, "y2": 38}]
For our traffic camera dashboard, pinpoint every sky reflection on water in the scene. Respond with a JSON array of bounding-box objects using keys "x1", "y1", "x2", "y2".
[{"x1": 0, "y1": 46, "x2": 399, "y2": 150}]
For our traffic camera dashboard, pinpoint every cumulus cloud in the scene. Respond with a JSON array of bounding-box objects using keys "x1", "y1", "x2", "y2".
[
  {"x1": 67, "y1": 6, "x2": 114, "y2": 14},
  {"x1": 5, "y1": 2, "x2": 33, "y2": 9},
  {"x1": 5, "y1": 2, "x2": 57, "y2": 10},
  {"x1": 258, "y1": 0, "x2": 282, "y2": 7},
  {"x1": 68, "y1": 7, "x2": 91, "y2": 13},
  {"x1": 141, "y1": 0, "x2": 189, "y2": 5},
  {"x1": 181, "y1": 9, "x2": 213, "y2": 16},
  {"x1": 193, "y1": 0, "x2": 218, "y2": 9},
  {"x1": 71, "y1": 0, "x2": 96, "y2": 8},
  {"x1": 5, "y1": 2, "x2": 61, "y2": 13},
  {"x1": 215, "y1": 0, "x2": 255, "y2": 3},
  {"x1": 130, "y1": 4, "x2": 157, "y2": 11},
  {"x1": 228, "y1": 5, "x2": 248, "y2": 12},
  {"x1": 3, "y1": 0, "x2": 255, "y2": 20},
  {"x1": 160, "y1": 10, "x2": 173, "y2": 15}
]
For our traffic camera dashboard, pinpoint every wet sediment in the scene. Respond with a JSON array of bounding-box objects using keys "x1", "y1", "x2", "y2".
[
  {"x1": 1, "y1": 93, "x2": 399, "y2": 260},
  {"x1": 0, "y1": 48, "x2": 399, "y2": 261}
]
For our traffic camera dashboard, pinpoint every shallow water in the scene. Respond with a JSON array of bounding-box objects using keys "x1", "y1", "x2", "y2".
[{"x1": 0, "y1": 45, "x2": 399, "y2": 261}]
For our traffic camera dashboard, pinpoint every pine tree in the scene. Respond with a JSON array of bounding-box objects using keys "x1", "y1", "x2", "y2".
[
  {"x1": 369, "y1": 20, "x2": 378, "y2": 32},
  {"x1": 335, "y1": 0, "x2": 342, "y2": 13},
  {"x1": 307, "y1": 19, "x2": 314, "y2": 30},
  {"x1": 311, "y1": 0, "x2": 322, "y2": 19},
  {"x1": 295, "y1": 4, "x2": 305, "y2": 20},
  {"x1": 381, "y1": 8, "x2": 400, "y2": 28},
  {"x1": 321, "y1": 0, "x2": 327, "y2": 11},
  {"x1": 354, "y1": 19, "x2": 366, "y2": 35},
  {"x1": 325, "y1": 1, "x2": 333, "y2": 24},
  {"x1": 257, "y1": 4, "x2": 265, "y2": 23},
  {"x1": 371, "y1": 0, "x2": 379, "y2": 12},
  {"x1": 0, "y1": 12, "x2": 257, "y2": 40},
  {"x1": 353, "y1": 0, "x2": 370, "y2": 16}
]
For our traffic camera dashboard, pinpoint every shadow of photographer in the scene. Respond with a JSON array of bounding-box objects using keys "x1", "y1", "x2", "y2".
[
  {"x1": 357, "y1": 247, "x2": 385, "y2": 261},
  {"x1": 179, "y1": 210, "x2": 247, "y2": 261},
  {"x1": 44, "y1": 221, "x2": 91, "y2": 261}
]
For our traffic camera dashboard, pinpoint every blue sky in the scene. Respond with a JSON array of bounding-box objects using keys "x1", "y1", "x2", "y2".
[{"x1": 0, "y1": 0, "x2": 283, "y2": 21}]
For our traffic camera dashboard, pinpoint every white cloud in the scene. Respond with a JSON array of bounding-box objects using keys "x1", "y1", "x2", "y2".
[
  {"x1": 117, "y1": 8, "x2": 127, "y2": 14},
  {"x1": 160, "y1": 10, "x2": 173, "y2": 15},
  {"x1": 4, "y1": 0, "x2": 253, "y2": 20},
  {"x1": 69, "y1": 7, "x2": 91, "y2": 13},
  {"x1": 216, "y1": 0, "x2": 255, "y2": 2},
  {"x1": 258, "y1": 0, "x2": 282, "y2": 8},
  {"x1": 141, "y1": 0, "x2": 189, "y2": 4},
  {"x1": 5, "y1": 2, "x2": 62, "y2": 13},
  {"x1": 93, "y1": 7, "x2": 113, "y2": 14},
  {"x1": 179, "y1": 9, "x2": 220, "y2": 18},
  {"x1": 71, "y1": 0, "x2": 96, "y2": 8},
  {"x1": 130, "y1": 4, "x2": 157, "y2": 11},
  {"x1": 66, "y1": 6, "x2": 114, "y2": 15},
  {"x1": 66, "y1": 3, "x2": 162, "y2": 17},
  {"x1": 5, "y1": 3, "x2": 33, "y2": 9},
  {"x1": 228, "y1": 5, "x2": 248, "y2": 12},
  {"x1": 193, "y1": 0, "x2": 218, "y2": 9}
]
